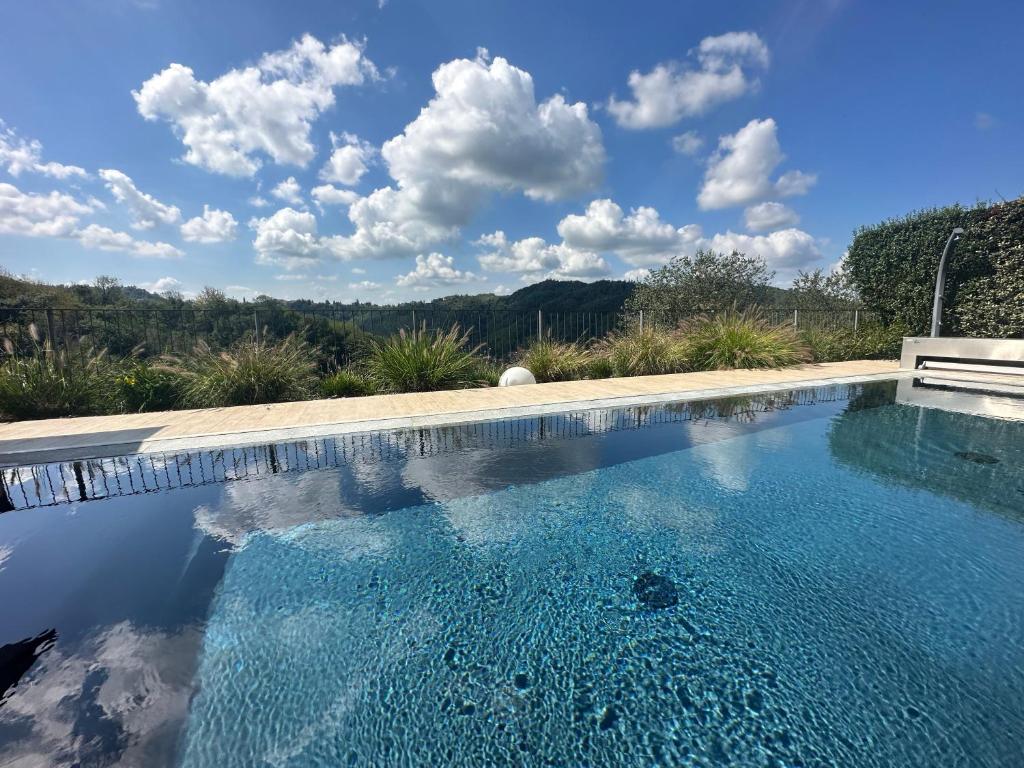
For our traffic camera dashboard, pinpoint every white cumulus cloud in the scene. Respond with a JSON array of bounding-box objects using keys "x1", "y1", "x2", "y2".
[
  {"x1": 139, "y1": 276, "x2": 183, "y2": 293},
  {"x1": 0, "y1": 120, "x2": 88, "y2": 179},
  {"x1": 775, "y1": 169, "x2": 818, "y2": 197},
  {"x1": 77, "y1": 224, "x2": 183, "y2": 259},
  {"x1": 133, "y1": 34, "x2": 380, "y2": 176},
  {"x1": 396, "y1": 252, "x2": 476, "y2": 289},
  {"x1": 251, "y1": 207, "x2": 343, "y2": 269},
  {"x1": 328, "y1": 50, "x2": 605, "y2": 261},
  {"x1": 0, "y1": 182, "x2": 96, "y2": 237},
  {"x1": 319, "y1": 132, "x2": 374, "y2": 185},
  {"x1": 475, "y1": 230, "x2": 610, "y2": 281},
  {"x1": 99, "y1": 169, "x2": 181, "y2": 229},
  {"x1": 181, "y1": 205, "x2": 238, "y2": 242},
  {"x1": 0, "y1": 181, "x2": 182, "y2": 258},
  {"x1": 671, "y1": 131, "x2": 704, "y2": 156},
  {"x1": 557, "y1": 198, "x2": 703, "y2": 267},
  {"x1": 608, "y1": 32, "x2": 769, "y2": 129},
  {"x1": 623, "y1": 268, "x2": 651, "y2": 281},
  {"x1": 348, "y1": 279, "x2": 381, "y2": 291},
  {"x1": 744, "y1": 201, "x2": 799, "y2": 232},
  {"x1": 271, "y1": 176, "x2": 304, "y2": 206},
  {"x1": 698, "y1": 118, "x2": 816, "y2": 210},
  {"x1": 311, "y1": 184, "x2": 359, "y2": 210},
  {"x1": 707, "y1": 228, "x2": 821, "y2": 270}
]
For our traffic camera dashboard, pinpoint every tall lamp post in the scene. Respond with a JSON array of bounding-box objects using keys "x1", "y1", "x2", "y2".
[{"x1": 930, "y1": 227, "x2": 964, "y2": 338}]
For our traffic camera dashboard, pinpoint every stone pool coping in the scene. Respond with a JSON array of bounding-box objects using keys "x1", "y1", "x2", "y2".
[{"x1": 0, "y1": 360, "x2": 902, "y2": 467}]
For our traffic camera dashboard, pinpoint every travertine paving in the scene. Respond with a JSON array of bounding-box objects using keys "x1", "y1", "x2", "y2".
[{"x1": 0, "y1": 360, "x2": 900, "y2": 465}]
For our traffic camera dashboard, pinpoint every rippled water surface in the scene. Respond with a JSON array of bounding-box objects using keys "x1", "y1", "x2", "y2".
[{"x1": 2, "y1": 382, "x2": 1023, "y2": 767}]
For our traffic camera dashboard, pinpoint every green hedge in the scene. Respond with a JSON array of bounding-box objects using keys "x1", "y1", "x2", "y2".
[{"x1": 845, "y1": 197, "x2": 1024, "y2": 337}]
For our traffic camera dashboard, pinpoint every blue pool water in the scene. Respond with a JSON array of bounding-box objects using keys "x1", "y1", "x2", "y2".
[{"x1": 1, "y1": 382, "x2": 1023, "y2": 766}]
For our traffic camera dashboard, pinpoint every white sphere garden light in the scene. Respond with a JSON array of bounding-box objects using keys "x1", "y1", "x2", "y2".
[{"x1": 498, "y1": 367, "x2": 537, "y2": 387}]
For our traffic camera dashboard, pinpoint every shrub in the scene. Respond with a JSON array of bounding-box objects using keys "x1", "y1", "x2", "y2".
[
  {"x1": 472, "y1": 359, "x2": 503, "y2": 387},
  {"x1": 0, "y1": 329, "x2": 120, "y2": 420},
  {"x1": 682, "y1": 309, "x2": 810, "y2": 371},
  {"x1": 165, "y1": 334, "x2": 319, "y2": 408},
  {"x1": 119, "y1": 358, "x2": 182, "y2": 412},
  {"x1": 586, "y1": 356, "x2": 614, "y2": 379},
  {"x1": 519, "y1": 339, "x2": 590, "y2": 383},
  {"x1": 320, "y1": 369, "x2": 376, "y2": 398},
  {"x1": 366, "y1": 324, "x2": 483, "y2": 393},
  {"x1": 594, "y1": 327, "x2": 687, "y2": 377},
  {"x1": 845, "y1": 196, "x2": 1024, "y2": 337},
  {"x1": 802, "y1": 324, "x2": 906, "y2": 363},
  {"x1": 625, "y1": 249, "x2": 774, "y2": 326}
]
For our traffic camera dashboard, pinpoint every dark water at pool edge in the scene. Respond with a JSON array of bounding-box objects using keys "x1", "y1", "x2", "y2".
[{"x1": 0, "y1": 379, "x2": 1022, "y2": 767}]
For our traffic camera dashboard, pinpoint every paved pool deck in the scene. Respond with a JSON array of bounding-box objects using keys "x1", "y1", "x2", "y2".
[{"x1": 0, "y1": 360, "x2": 901, "y2": 466}]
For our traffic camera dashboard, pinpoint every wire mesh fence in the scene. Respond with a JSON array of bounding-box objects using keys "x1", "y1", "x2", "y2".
[{"x1": 0, "y1": 305, "x2": 878, "y2": 368}]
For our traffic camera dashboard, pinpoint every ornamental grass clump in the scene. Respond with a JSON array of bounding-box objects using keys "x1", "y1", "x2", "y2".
[
  {"x1": 320, "y1": 368, "x2": 376, "y2": 398},
  {"x1": 366, "y1": 324, "x2": 483, "y2": 393},
  {"x1": 0, "y1": 326, "x2": 120, "y2": 420},
  {"x1": 519, "y1": 338, "x2": 590, "y2": 383},
  {"x1": 593, "y1": 327, "x2": 687, "y2": 377},
  {"x1": 165, "y1": 334, "x2": 319, "y2": 408},
  {"x1": 682, "y1": 309, "x2": 810, "y2": 371},
  {"x1": 802, "y1": 323, "x2": 906, "y2": 363}
]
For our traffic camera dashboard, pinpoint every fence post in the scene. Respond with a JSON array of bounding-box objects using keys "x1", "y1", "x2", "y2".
[
  {"x1": 537, "y1": 309, "x2": 543, "y2": 343},
  {"x1": 793, "y1": 309, "x2": 798, "y2": 329},
  {"x1": 639, "y1": 309, "x2": 644, "y2": 333},
  {"x1": 411, "y1": 309, "x2": 416, "y2": 335},
  {"x1": 45, "y1": 308, "x2": 61, "y2": 369},
  {"x1": 854, "y1": 309, "x2": 859, "y2": 332},
  {"x1": 253, "y1": 309, "x2": 260, "y2": 345}
]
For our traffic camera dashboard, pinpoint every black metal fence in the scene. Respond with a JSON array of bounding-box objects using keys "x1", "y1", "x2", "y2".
[{"x1": 0, "y1": 305, "x2": 878, "y2": 367}]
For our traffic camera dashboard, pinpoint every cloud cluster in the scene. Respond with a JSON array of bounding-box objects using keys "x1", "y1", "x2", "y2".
[
  {"x1": 139, "y1": 275, "x2": 183, "y2": 293},
  {"x1": 671, "y1": 131, "x2": 704, "y2": 157},
  {"x1": 311, "y1": 184, "x2": 359, "y2": 210},
  {"x1": 0, "y1": 182, "x2": 182, "y2": 258},
  {"x1": 271, "y1": 176, "x2": 304, "y2": 206},
  {"x1": 396, "y1": 252, "x2": 476, "y2": 289},
  {"x1": 743, "y1": 201, "x2": 799, "y2": 232},
  {"x1": 0, "y1": 120, "x2": 88, "y2": 179},
  {"x1": 706, "y1": 227, "x2": 821, "y2": 269},
  {"x1": 250, "y1": 207, "x2": 342, "y2": 268},
  {"x1": 698, "y1": 118, "x2": 816, "y2": 210},
  {"x1": 476, "y1": 230, "x2": 610, "y2": 281},
  {"x1": 99, "y1": 168, "x2": 181, "y2": 229},
  {"x1": 608, "y1": 32, "x2": 769, "y2": 129},
  {"x1": 181, "y1": 205, "x2": 238, "y2": 243},
  {"x1": 483, "y1": 194, "x2": 822, "y2": 281},
  {"x1": 77, "y1": 224, "x2": 184, "y2": 258},
  {"x1": 319, "y1": 132, "x2": 374, "y2": 186},
  {"x1": 133, "y1": 34, "x2": 379, "y2": 176},
  {"x1": 557, "y1": 199, "x2": 702, "y2": 267},
  {"x1": 330, "y1": 50, "x2": 605, "y2": 261}
]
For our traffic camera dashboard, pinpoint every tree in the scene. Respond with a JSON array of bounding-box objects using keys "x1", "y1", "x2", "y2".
[
  {"x1": 789, "y1": 268, "x2": 858, "y2": 310},
  {"x1": 93, "y1": 275, "x2": 123, "y2": 305},
  {"x1": 625, "y1": 249, "x2": 774, "y2": 325},
  {"x1": 194, "y1": 286, "x2": 230, "y2": 309}
]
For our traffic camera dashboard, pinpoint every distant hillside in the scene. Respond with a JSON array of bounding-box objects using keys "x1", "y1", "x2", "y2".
[{"x1": 431, "y1": 280, "x2": 634, "y2": 313}]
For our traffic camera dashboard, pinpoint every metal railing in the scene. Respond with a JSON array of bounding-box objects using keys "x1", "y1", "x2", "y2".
[{"x1": 0, "y1": 305, "x2": 879, "y2": 367}]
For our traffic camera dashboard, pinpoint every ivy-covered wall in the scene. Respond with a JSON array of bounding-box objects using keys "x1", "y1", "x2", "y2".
[{"x1": 845, "y1": 197, "x2": 1024, "y2": 337}]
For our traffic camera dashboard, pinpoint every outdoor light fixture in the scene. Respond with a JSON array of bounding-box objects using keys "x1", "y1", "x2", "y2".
[{"x1": 930, "y1": 227, "x2": 965, "y2": 337}]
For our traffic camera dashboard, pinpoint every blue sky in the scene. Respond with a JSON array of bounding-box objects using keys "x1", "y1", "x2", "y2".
[{"x1": 1, "y1": 0, "x2": 1021, "y2": 302}]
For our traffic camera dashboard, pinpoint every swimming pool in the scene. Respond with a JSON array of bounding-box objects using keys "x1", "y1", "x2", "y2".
[{"x1": 1, "y1": 381, "x2": 1022, "y2": 766}]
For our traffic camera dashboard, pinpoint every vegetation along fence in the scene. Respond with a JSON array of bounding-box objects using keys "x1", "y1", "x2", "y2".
[{"x1": 0, "y1": 305, "x2": 879, "y2": 368}]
